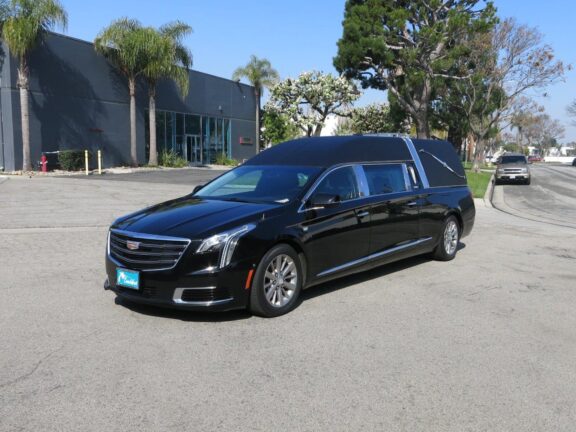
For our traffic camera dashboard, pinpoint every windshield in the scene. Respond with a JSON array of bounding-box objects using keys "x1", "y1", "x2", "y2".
[
  {"x1": 500, "y1": 156, "x2": 526, "y2": 164},
  {"x1": 194, "y1": 165, "x2": 322, "y2": 204}
]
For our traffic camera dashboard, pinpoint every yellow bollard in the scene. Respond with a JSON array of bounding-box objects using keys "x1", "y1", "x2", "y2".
[
  {"x1": 85, "y1": 150, "x2": 89, "y2": 176},
  {"x1": 97, "y1": 150, "x2": 102, "y2": 175}
]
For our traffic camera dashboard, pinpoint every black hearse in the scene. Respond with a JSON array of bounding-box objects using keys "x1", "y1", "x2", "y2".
[{"x1": 105, "y1": 135, "x2": 475, "y2": 317}]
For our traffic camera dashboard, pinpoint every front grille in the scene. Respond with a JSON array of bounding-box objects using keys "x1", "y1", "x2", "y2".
[
  {"x1": 502, "y1": 168, "x2": 524, "y2": 174},
  {"x1": 180, "y1": 287, "x2": 231, "y2": 303},
  {"x1": 109, "y1": 230, "x2": 191, "y2": 271}
]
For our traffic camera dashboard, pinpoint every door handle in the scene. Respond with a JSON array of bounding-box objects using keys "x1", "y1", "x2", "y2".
[
  {"x1": 356, "y1": 210, "x2": 370, "y2": 218},
  {"x1": 406, "y1": 201, "x2": 418, "y2": 207}
]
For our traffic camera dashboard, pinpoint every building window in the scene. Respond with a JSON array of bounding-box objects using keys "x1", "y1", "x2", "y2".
[{"x1": 147, "y1": 110, "x2": 232, "y2": 164}]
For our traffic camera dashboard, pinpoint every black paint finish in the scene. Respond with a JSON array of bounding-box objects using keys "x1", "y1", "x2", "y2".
[{"x1": 105, "y1": 136, "x2": 475, "y2": 312}]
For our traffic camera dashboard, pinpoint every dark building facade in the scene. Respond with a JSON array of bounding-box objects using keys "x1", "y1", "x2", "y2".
[{"x1": 0, "y1": 33, "x2": 257, "y2": 171}]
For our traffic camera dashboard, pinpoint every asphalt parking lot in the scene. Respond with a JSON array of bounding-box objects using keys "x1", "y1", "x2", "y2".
[{"x1": 1, "y1": 168, "x2": 576, "y2": 431}]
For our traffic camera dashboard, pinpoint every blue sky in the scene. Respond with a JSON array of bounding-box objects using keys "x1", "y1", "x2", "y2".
[{"x1": 60, "y1": 0, "x2": 576, "y2": 142}]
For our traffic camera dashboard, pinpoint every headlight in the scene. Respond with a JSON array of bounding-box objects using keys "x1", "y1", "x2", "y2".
[{"x1": 196, "y1": 224, "x2": 256, "y2": 268}]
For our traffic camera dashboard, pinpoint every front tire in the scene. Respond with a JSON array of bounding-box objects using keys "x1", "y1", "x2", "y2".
[
  {"x1": 432, "y1": 216, "x2": 460, "y2": 261},
  {"x1": 250, "y1": 244, "x2": 302, "y2": 317}
]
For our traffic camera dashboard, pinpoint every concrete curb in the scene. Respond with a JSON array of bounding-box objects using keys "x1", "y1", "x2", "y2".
[{"x1": 483, "y1": 173, "x2": 495, "y2": 208}]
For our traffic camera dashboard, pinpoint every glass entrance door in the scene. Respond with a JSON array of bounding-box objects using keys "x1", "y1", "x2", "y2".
[{"x1": 185, "y1": 134, "x2": 202, "y2": 164}]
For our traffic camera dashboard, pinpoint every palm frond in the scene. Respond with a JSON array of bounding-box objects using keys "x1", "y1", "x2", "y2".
[{"x1": 1, "y1": 0, "x2": 67, "y2": 59}]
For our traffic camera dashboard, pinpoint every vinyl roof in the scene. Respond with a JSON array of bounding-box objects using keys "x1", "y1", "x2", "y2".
[{"x1": 246, "y1": 136, "x2": 412, "y2": 167}]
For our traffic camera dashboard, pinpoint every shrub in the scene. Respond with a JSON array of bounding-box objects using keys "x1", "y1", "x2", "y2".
[
  {"x1": 58, "y1": 150, "x2": 87, "y2": 171},
  {"x1": 214, "y1": 153, "x2": 238, "y2": 166},
  {"x1": 158, "y1": 149, "x2": 188, "y2": 168}
]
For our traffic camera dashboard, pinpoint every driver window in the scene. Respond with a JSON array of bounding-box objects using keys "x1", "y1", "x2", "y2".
[{"x1": 313, "y1": 166, "x2": 360, "y2": 202}]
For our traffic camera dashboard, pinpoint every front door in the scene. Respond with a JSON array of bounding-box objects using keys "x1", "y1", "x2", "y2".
[
  {"x1": 185, "y1": 135, "x2": 202, "y2": 164},
  {"x1": 300, "y1": 166, "x2": 371, "y2": 279}
]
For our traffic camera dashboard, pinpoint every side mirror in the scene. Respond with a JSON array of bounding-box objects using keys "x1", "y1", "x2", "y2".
[
  {"x1": 307, "y1": 193, "x2": 340, "y2": 209},
  {"x1": 192, "y1": 184, "x2": 204, "y2": 194}
]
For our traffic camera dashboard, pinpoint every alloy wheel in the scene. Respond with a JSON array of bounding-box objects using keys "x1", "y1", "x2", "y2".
[
  {"x1": 443, "y1": 220, "x2": 459, "y2": 255},
  {"x1": 263, "y1": 254, "x2": 298, "y2": 308}
]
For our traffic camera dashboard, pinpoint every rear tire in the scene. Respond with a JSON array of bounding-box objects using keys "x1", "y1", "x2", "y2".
[
  {"x1": 432, "y1": 216, "x2": 460, "y2": 261},
  {"x1": 249, "y1": 244, "x2": 302, "y2": 318}
]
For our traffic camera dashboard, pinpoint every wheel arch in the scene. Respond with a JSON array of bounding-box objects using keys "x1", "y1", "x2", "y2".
[
  {"x1": 273, "y1": 236, "x2": 308, "y2": 288},
  {"x1": 445, "y1": 210, "x2": 463, "y2": 233}
]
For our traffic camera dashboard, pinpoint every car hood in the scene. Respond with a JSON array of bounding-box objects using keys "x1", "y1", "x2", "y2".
[{"x1": 112, "y1": 196, "x2": 281, "y2": 239}]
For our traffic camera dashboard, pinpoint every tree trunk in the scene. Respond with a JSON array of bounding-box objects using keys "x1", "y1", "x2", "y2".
[
  {"x1": 472, "y1": 135, "x2": 484, "y2": 173},
  {"x1": 129, "y1": 78, "x2": 138, "y2": 167},
  {"x1": 415, "y1": 113, "x2": 430, "y2": 139},
  {"x1": 148, "y1": 85, "x2": 158, "y2": 166},
  {"x1": 313, "y1": 124, "x2": 323, "y2": 136},
  {"x1": 255, "y1": 88, "x2": 260, "y2": 151},
  {"x1": 17, "y1": 64, "x2": 31, "y2": 172}
]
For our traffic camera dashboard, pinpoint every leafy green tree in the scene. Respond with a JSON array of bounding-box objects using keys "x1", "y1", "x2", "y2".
[
  {"x1": 266, "y1": 71, "x2": 360, "y2": 137},
  {"x1": 232, "y1": 56, "x2": 279, "y2": 150},
  {"x1": 95, "y1": 18, "x2": 149, "y2": 166},
  {"x1": 446, "y1": 18, "x2": 565, "y2": 169},
  {"x1": 142, "y1": 22, "x2": 192, "y2": 166},
  {"x1": 261, "y1": 109, "x2": 301, "y2": 146},
  {"x1": 334, "y1": 0, "x2": 496, "y2": 139},
  {"x1": 1, "y1": 0, "x2": 67, "y2": 171},
  {"x1": 348, "y1": 103, "x2": 399, "y2": 134}
]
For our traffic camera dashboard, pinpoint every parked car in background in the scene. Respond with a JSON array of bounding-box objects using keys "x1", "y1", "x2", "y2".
[
  {"x1": 528, "y1": 155, "x2": 542, "y2": 163},
  {"x1": 105, "y1": 135, "x2": 475, "y2": 317},
  {"x1": 495, "y1": 153, "x2": 531, "y2": 185}
]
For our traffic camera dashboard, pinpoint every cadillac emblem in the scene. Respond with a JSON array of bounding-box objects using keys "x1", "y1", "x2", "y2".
[{"x1": 126, "y1": 240, "x2": 140, "y2": 251}]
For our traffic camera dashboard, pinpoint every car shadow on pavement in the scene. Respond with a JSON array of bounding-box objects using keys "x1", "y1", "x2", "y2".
[
  {"x1": 112, "y1": 242, "x2": 466, "y2": 321},
  {"x1": 114, "y1": 297, "x2": 252, "y2": 322},
  {"x1": 299, "y1": 242, "x2": 466, "y2": 305}
]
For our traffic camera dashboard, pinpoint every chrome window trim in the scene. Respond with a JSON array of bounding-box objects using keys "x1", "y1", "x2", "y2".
[
  {"x1": 298, "y1": 161, "x2": 412, "y2": 213},
  {"x1": 298, "y1": 164, "x2": 363, "y2": 213},
  {"x1": 316, "y1": 237, "x2": 433, "y2": 278},
  {"x1": 402, "y1": 164, "x2": 412, "y2": 191},
  {"x1": 353, "y1": 164, "x2": 370, "y2": 197},
  {"x1": 108, "y1": 229, "x2": 192, "y2": 272},
  {"x1": 172, "y1": 287, "x2": 233, "y2": 306},
  {"x1": 360, "y1": 162, "x2": 413, "y2": 196},
  {"x1": 402, "y1": 138, "x2": 430, "y2": 189}
]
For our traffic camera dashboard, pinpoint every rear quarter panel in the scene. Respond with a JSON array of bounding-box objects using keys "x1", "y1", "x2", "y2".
[{"x1": 419, "y1": 186, "x2": 475, "y2": 244}]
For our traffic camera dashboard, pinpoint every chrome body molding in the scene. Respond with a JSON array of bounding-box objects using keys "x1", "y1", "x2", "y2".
[
  {"x1": 418, "y1": 149, "x2": 466, "y2": 179},
  {"x1": 108, "y1": 229, "x2": 192, "y2": 272},
  {"x1": 172, "y1": 287, "x2": 233, "y2": 306},
  {"x1": 110, "y1": 229, "x2": 193, "y2": 244},
  {"x1": 402, "y1": 137, "x2": 431, "y2": 189},
  {"x1": 316, "y1": 237, "x2": 433, "y2": 278}
]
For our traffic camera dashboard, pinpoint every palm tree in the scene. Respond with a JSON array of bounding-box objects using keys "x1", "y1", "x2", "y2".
[
  {"x1": 95, "y1": 18, "x2": 148, "y2": 166},
  {"x1": 1, "y1": 0, "x2": 67, "y2": 171},
  {"x1": 142, "y1": 22, "x2": 192, "y2": 166},
  {"x1": 232, "y1": 55, "x2": 279, "y2": 150}
]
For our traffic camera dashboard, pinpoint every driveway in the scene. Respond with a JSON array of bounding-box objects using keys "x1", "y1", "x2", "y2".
[
  {"x1": 492, "y1": 163, "x2": 576, "y2": 229},
  {"x1": 1, "y1": 171, "x2": 576, "y2": 431}
]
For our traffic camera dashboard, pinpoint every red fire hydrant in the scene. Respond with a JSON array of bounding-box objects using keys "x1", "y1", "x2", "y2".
[{"x1": 41, "y1": 154, "x2": 48, "y2": 173}]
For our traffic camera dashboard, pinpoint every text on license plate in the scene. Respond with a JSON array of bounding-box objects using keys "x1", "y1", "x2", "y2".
[{"x1": 116, "y1": 268, "x2": 139, "y2": 290}]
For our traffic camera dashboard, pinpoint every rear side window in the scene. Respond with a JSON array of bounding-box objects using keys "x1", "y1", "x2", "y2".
[{"x1": 363, "y1": 164, "x2": 409, "y2": 196}]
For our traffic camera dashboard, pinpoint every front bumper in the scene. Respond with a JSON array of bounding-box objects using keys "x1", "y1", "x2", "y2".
[
  {"x1": 496, "y1": 173, "x2": 530, "y2": 182},
  {"x1": 104, "y1": 256, "x2": 253, "y2": 312}
]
